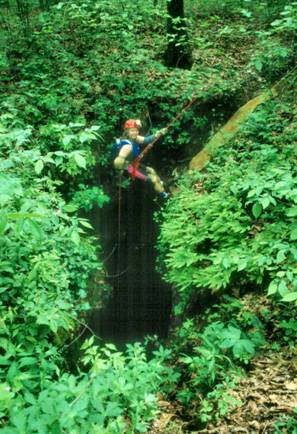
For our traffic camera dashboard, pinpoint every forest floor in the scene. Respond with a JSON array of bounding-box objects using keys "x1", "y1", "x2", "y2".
[{"x1": 150, "y1": 347, "x2": 297, "y2": 433}]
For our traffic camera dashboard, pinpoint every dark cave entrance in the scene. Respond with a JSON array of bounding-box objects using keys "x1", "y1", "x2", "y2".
[{"x1": 88, "y1": 179, "x2": 172, "y2": 348}]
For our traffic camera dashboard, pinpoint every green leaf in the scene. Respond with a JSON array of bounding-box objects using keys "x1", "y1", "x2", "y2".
[
  {"x1": 290, "y1": 228, "x2": 297, "y2": 241},
  {"x1": 11, "y1": 411, "x2": 27, "y2": 432},
  {"x1": 0, "y1": 356, "x2": 11, "y2": 365},
  {"x1": 7, "y1": 362, "x2": 18, "y2": 383},
  {"x1": 62, "y1": 135, "x2": 74, "y2": 146},
  {"x1": 71, "y1": 230, "x2": 80, "y2": 245},
  {"x1": 271, "y1": 19, "x2": 282, "y2": 27},
  {"x1": 240, "y1": 339, "x2": 255, "y2": 354},
  {"x1": 104, "y1": 401, "x2": 122, "y2": 418},
  {"x1": 260, "y1": 196, "x2": 270, "y2": 209},
  {"x1": 0, "y1": 214, "x2": 7, "y2": 236},
  {"x1": 63, "y1": 204, "x2": 78, "y2": 213},
  {"x1": 252, "y1": 202, "x2": 262, "y2": 218},
  {"x1": 282, "y1": 292, "x2": 297, "y2": 302},
  {"x1": 79, "y1": 132, "x2": 91, "y2": 143},
  {"x1": 74, "y1": 153, "x2": 86, "y2": 169},
  {"x1": 81, "y1": 336, "x2": 94, "y2": 350},
  {"x1": 233, "y1": 339, "x2": 255, "y2": 358},
  {"x1": 73, "y1": 397, "x2": 88, "y2": 413},
  {"x1": 79, "y1": 220, "x2": 93, "y2": 229},
  {"x1": 24, "y1": 391, "x2": 36, "y2": 405},
  {"x1": 34, "y1": 160, "x2": 44, "y2": 175},
  {"x1": 241, "y1": 8, "x2": 252, "y2": 18},
  {"x1": 219, "y1": 326, "x2": 241, "y2": 348},
  {"x1": 40, "y1": 397, "x2": 55, "y2": 414},
  {"x1": 0, "y1": 428, "x2": 19, "y2": 434},
  {"x1": 237, "y1": 259, "x2": 247, "y2": 271},
  {"x1": 254, "y1": 59, "x2": 263, "y2": 71},
  {"x1": 105, "y1": 343, "x2": 117, "y2": 351},
  {"x1": 0, "y1": 383, "x2": 14, "y2": 401},
  {"x1": 19, "y1": 357, "x2": 37, "y2": 367},
  {"x1": 69, "y1": 122, "x2": 85, "y2": 128},
  {"x1": 25, "y1": 219, "x2": 43, "y2": 240},
  {"x1": 267, "y1": 280, "x2": 278, "y2": 296},
  {"x1": 286, "y1": 206, "x2": 297, "y2": 217},
  {"x1": 49, "y1": 318, "x2": 58, "y2": 333},
  {"x1": 276, "y1": 250, "x2": 286, "y2": 263},
  {"x1": 0, "y1": 175, "x2": 23, "y2": 202},
  {"x1": 278, "y1": 280, "x2": 289, "y2": 297}
]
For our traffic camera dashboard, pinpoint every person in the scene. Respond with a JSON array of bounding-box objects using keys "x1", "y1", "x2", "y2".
[{"x1": 113, "y1": 119, "x2": 169, "y2": 199}]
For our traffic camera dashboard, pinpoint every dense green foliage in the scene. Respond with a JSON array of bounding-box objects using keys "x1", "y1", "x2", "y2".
[
  {"x1": 1, "y1": 0, "x2": 297, "y2": 431},
  {"x1": 0, "y1": 112, "x2": 177, "y2": 433},
  {"x1": 0, "y1": 339, "x2": 177, "y2": 433},
  {"x1": 156, "y1": 68, "x2": 297, "y2": 430},
  {"x1": 172, "y1": 295, "x2": 265, "y2": 424},
  {"x1": 0, "y1": 114, "x2": 102, "y2": 427},
  {"x1": 157, "y1": 88, "x2": 297, "y2": 313},
  {"x1": 165, "y1": 294, "x2": 296, "y2": 427}
]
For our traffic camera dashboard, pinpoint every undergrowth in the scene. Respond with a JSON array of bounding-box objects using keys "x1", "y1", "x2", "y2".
[
  {"x1": 157, "y1": 88, "x2": 297, "y2": 314},
  {"x1": 0, "y1": 0, "x2": 296, "y2": 432}
]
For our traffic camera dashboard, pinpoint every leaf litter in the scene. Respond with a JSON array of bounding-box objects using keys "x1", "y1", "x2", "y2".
[{"x1": 150, "y1": 348, "x2": 297, "y2": 433}]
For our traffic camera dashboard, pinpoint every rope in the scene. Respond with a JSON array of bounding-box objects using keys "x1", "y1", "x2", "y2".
[
  {"x1": 117, "y1": 175, "x2": 122, "y2": 291},
  {"x1": 131, "y1": 95, "x2": 198, "y2": 171}
]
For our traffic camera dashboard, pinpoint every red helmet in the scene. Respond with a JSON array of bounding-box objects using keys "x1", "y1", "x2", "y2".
[{"x1": 124, "y1": 119, "x2": 142, "y2": 129}]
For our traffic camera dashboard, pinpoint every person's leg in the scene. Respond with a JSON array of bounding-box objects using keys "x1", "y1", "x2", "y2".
[
  {"x1": 127, "y1": 164, "x2": 169, "y2": 198},
  {"x1": 127, "y1": 164, "x2": 149, "y2": 181},
  {"x1": 145, "y1": 166, "x2": 165, "y2": 194}
]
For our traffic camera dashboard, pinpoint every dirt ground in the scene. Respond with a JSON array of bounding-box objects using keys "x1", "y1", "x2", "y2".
[{"x1": 150, "y1": 348, "x2": 297, "y2": 433}]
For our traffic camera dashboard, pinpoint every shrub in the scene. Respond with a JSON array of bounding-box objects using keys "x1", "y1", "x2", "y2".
[
  {"x1": 157, "y1": 95, "x2": 297, "y2": 313},
  {"x1": 0, "y1": 341, "x2": 178, "y2": 434}
]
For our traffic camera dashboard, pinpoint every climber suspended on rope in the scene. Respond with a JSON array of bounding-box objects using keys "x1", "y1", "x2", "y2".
[{"x1": 113, "y1": 119, "x2": 169, "y2": 199}]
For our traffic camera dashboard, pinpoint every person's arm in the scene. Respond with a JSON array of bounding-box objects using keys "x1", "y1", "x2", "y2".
[
  {"x1": 136, "y1": 134, "x2": 153, "y2": 145},
  {"x1": 113, "y1": 144, "x2": 132, "y2": 170},
  {"x1": 136, "y1": 128, "x2": 168, "y2": 146}
]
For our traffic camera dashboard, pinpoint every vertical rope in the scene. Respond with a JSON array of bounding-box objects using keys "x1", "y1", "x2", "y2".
[{"x1": 117, "y1": 176, "x2": 122, "y2": 291}]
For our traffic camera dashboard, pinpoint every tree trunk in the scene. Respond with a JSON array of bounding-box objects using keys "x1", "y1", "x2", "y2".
[{"x1": 164, "y1": 0, "x2": 193, "y2": 69}]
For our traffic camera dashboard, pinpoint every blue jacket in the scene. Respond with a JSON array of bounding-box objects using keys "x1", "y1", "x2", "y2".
[{"x1": 112, "y1": 135, "x2": 155, "y2": 162}]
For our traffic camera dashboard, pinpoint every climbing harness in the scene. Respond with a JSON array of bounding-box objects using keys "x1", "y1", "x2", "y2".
[{"x1": 130, "y1": 95, "x2": 198, "y2": 176}]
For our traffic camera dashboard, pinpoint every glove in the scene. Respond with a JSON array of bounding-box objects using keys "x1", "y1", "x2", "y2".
[{"x1": 156, "y1": 127, "x2": 168, "y2": 137}]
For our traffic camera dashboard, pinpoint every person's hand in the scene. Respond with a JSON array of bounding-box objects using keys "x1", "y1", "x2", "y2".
[{"x1": 156, "y1": 127, "x2": 168, "y2": 137}]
